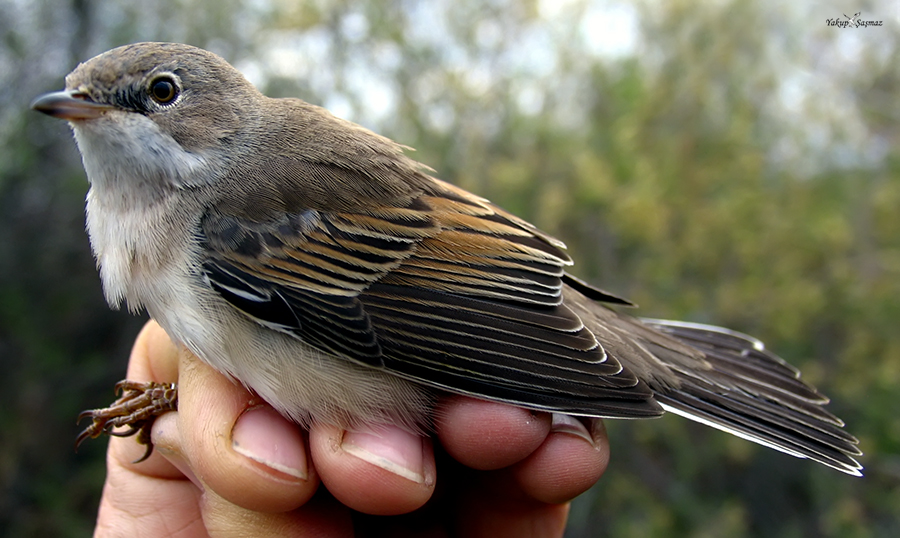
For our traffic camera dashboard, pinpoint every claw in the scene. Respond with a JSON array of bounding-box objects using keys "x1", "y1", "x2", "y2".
[
  {"x1": 108, "y1": 424, "x2": 142, "y2": 437},
  {"x1": 75, "y1": 380, "x2": 178, "y2": 460}
]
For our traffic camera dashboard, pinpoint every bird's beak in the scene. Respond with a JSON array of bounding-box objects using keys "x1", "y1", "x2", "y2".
[{"x1": 31, "y1": 90, "x2": 115, "y2": 120}]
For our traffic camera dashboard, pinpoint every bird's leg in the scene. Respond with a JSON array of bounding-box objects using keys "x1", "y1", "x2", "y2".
[{"x1": 76, "y1": 380, "x2": 178, "y2": 463}]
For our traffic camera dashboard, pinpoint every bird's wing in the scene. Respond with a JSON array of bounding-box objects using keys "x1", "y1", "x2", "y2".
[
  {"x1": 200, "y1": 176, "x2": 662, "y2": 418},
  {"x1": 199, "y1": 164, "x2": 863, "y2": 475}
]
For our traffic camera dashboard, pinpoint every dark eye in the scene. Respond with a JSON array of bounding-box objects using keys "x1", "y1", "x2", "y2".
[{"x1": 149, "y1": 77, "x2": 178, "y2": 103}]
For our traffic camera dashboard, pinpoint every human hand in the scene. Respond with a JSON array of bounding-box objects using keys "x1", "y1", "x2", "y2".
[{"x1": 92, "y1": 320, "x2": 609, "y2": 537}]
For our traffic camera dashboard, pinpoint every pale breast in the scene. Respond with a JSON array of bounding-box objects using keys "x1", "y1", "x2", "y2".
[{"x1": 85, "y1": 184, "x2": 201, "y2": 311}]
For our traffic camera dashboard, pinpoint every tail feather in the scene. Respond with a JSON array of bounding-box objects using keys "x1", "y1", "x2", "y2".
[{"x1": 640, "y1": 318, "x2": 863, "y2": 476}]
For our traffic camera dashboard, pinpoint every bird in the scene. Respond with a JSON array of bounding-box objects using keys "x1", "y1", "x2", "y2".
[{"x1": 31, "y1": 42, "x2": 862, "y2": 476}]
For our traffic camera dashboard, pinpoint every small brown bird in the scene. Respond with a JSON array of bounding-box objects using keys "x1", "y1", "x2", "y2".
[{"x1": 32, "y1": 42, "x2": 861, "y2": 475}]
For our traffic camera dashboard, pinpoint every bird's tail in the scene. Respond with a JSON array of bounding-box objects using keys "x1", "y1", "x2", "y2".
[{"x1": 639, "y1": 318, "x2": 863, "y2": 476}]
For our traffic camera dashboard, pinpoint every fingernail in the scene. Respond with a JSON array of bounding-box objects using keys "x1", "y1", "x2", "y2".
[
  {"x1": 551, "y1": 413, "x2": 596, "y2": 447},
  {"x1": 341, "y1": 426, "x2": 426, "y2": 484},
  {"x1": 232, "y1": 406, "x2": 308, "y2": 480}
]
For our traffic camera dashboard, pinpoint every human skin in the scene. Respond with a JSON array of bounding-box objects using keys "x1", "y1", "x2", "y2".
[{"x1": 92, "y1": 320, "x2": 610, "y2": 537}]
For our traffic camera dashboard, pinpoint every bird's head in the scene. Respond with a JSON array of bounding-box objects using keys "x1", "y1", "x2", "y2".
[{"x1": 31, "y1": 42, "x2": 263, "y2": 191}]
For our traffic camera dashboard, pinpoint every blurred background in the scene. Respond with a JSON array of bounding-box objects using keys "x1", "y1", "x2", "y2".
[{"x1": 1, "y1": 0, "x2": 898, "y2": 536}]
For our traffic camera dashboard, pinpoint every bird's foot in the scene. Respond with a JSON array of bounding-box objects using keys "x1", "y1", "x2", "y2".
[{"x1": 76, "y1": 380, "x2": 178, "y2": 463}]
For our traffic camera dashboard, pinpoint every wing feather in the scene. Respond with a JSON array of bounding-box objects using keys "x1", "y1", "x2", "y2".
[{"x1": 200, "y1": 182, "x2": 662, "y2": 418}]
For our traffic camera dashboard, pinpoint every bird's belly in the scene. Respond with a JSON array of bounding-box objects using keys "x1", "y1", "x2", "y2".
[{"x1": 152, "y1": 285, "x2": 433, "y2": 432}]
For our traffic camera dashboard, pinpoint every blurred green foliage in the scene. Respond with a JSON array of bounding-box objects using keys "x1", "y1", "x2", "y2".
[{"x1": 0, "y1": 0, "x2": 897, "y2": 536}]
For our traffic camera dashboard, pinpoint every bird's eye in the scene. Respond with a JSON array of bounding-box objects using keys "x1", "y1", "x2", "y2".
[{"x1": 149, "y1": 77, "x2": 178, "y2": 104}]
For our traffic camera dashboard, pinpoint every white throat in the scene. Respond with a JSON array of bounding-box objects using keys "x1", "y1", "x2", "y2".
[{"x1": 71, "y1": 112, "x2": 211, "y2": 311}]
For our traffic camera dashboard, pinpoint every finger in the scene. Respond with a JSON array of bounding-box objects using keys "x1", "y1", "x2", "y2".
[
  {"x1": 94, "y1": 452, "x2": 207, "y2": 537},
  {"x1": 456, "y1": 494, "x2": 570, "y2": 538},
  {"x1": 127, "y1": 319, "x2": 181, "y2": 384},
  {"x1": 309, "y1": 423, "x2": 436, "y2": 515},
  {"x1": 160, "y1": 350, "x2": 320, "y2": 513},
  {"x1": 434, "y1": 395, "x2": 552, "y2": 471},
  {"x1": 446, "y1": 415, "x2": 608, "y2": 537},
  {"x1": 199, "y1": 488, "x2": 354, "y2": 538},
  {"x1": 509, "y1": 416, "x2": 609, "y2": 504}
]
